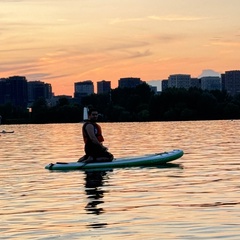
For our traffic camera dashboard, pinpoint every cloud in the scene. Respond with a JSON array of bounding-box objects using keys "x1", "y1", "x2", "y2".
[
  {"x1": 155, "y1": 33, "x2": 186, "y2": 43},
  {"x1": 110, "y1": 17, "x2": 143, "y2": 24},
  {"x1": 110, "y1": 15, "x2": 209, "y2": 25},
  {"x1": 198, "y1": 69, "x2": 221, "y2": 78},
  {"x1": 1, "y1": 0, "x2": 59, "y2": 2},
  {"x1": 127, "y1": 49, "x2": 152, "y2": 59},
  {"x1": 104, "y1": 40, "x2": 149, "y2": 52},
  {"x1": 0, "y1": 45, "x2": 48, "y2": 53},
  {"x1": 26, "y1": 73, "x2": 51, "y2": 80},
  {"x1": 1, "y1": 0, "x2": 24, "y2": 2},
  {"x1": 0, "y1": 60, "x2": 37, "y2": 72},
  {"x1": 148, "y1": 15, "x2": 209, "y2": 21},
  {"x1": 211, "y1": 40, "x2": 240, "y2": 47},
  {"x1": 26, "y1": 73, "x2": 70, "y2": 81}
]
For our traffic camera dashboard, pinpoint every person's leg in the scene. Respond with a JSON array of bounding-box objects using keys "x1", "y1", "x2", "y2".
[
  {"x1": 78, "y1": 155, "x2": 88, "y2": 162},
  {"x1": 81, "y1": 156, "x2": 94, "y2": 163},
  {"x1": 95, "y1": 157, "x2": 111, "y2": 162},
  {"x1": 83, "y1": 143, "x2": 114, "y2": 163},
  {"x1": 79, "y1": 144, "x2": 94, "y2": 162},
  {"x1": 95, "y1": 151, "x2": 114, "y2": 162}
]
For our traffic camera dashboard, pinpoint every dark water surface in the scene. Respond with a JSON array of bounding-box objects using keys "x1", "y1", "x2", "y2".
[{"x1": 1, "y1": 121, "x2": 240, "y2": 239}]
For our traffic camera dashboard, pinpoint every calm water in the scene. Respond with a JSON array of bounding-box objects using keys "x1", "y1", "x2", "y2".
[{"x1": 1, "y1": 121, "x2": 240, "y2": 239}]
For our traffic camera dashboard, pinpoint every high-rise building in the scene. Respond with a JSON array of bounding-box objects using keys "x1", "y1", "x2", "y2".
[
  {"x1": 97, "y1": 80, "x2": 111, "y2": 94},
  {"x1": 148, "y1": 85, "x2": 157, "y2": 94},
  {"x1": 221, "y1": 73, "x2": 226, "y2": 91},
  {"x1": 222, "y1": 70, "x2": 240, "y2": 96},
  {"x1": 0, "y1": 76, "x2": 28, "y2": 108},
  {"x1": 161, "y1": 79, "x2": 168, "y2": 91},
  {"x1": 28, "y1": 81, "x2": 53, "y2": 104},
  {"x1": 168, "y1": 74, "x2": 191, "y2": 89},
  {"x1": 118, "y1": 77, "x2": 142, "y2": 88},
  {"x1": 74, "y1": 80, "x2": 94, "y2": 101},
  {"x1": 0, "y1": 78, "x2": 7, "y2": 105},
  {"x1": 190, "y1": 78, "x2": 201, "y2": 89},
  {"x1": 201, "y1": 76, "x2": 221, "y2": 91}
]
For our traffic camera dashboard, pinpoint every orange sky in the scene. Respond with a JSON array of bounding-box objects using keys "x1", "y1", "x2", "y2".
[{"x1": 1, "y1": 0, "x2": 240, "y2": 96}]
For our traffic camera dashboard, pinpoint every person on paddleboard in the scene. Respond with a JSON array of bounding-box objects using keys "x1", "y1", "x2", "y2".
[{"x1": 78, "y1": 108, "x2": 113, "y2": 163}]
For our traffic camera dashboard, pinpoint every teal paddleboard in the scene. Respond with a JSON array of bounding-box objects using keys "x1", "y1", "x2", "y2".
[{"x1": 45, "y1": 149, "x2": 184, "y2": 171}]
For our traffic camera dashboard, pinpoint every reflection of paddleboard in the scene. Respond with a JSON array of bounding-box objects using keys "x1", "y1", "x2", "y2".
[
  {"x1": 45, "y1": 149, "x2": 184, "y2": 171},
  {"x1": 1, "y1": 130, "x2": 14, "y2": 134}
]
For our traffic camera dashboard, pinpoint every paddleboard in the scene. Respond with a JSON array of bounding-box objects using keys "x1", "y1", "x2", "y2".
[
  {"x1": 45, "y1": 149, "x2": 184, "y2": 171},
  {"x1": 1, "y1": 130, "x2": 14, "y2": 134}
]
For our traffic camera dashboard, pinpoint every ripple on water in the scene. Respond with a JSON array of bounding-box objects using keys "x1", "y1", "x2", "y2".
[{"x1": 1, "y1": 121, "x2": 240, "y2": 239}]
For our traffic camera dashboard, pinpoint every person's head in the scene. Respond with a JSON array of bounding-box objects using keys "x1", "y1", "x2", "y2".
[{"x1": 88, "y1": 108, "x2": 98, "y2": 122}]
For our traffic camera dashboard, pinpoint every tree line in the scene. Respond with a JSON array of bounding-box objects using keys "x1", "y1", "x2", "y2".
[{"x1": 1, "y1": 82, "x2": 240, "y2": 124}]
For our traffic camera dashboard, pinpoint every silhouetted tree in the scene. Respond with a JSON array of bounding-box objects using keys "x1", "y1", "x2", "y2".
[{"x1": 3, "y1": 85, "x2": 240, "y2": 124}]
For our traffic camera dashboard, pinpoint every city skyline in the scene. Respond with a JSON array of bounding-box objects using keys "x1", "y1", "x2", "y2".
[
  {"x1": 1, "y1": 68, "x2": 238, "y2": 96},
  {"x1": 1, "y1": 70, "x2": 240, "y2": 110},
  {"x1": 1, "y1": 0, "x2": 240, "y2": 95}
]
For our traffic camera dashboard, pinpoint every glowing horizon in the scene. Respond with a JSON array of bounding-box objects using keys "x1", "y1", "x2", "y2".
[{"x1": 1, "y1": 0, "x2": 240, "y2": 95}]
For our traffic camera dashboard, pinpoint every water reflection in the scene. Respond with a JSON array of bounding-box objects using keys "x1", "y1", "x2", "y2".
[
  {"x1": 84, "y1": 171, "x2": 110, "y2": 229},
  {"x1": 2, "y1": 121, "x2": 240, "y2": 239},
  {"x1": 84, "y1": 171, "x2": 109, "y2": 215},
  {"x1": 149, "y1": 163, "x2": 184, "y2": 169}
]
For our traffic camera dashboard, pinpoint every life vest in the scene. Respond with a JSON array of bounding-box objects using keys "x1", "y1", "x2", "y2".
[{"x1": 83, "y1": 121, "x2": 104, "y2": 144}]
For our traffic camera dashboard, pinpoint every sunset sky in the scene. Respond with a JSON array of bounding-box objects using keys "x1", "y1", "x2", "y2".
[{"x1": 1, "y1": 0, "x2": 240, "y2": 95}]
